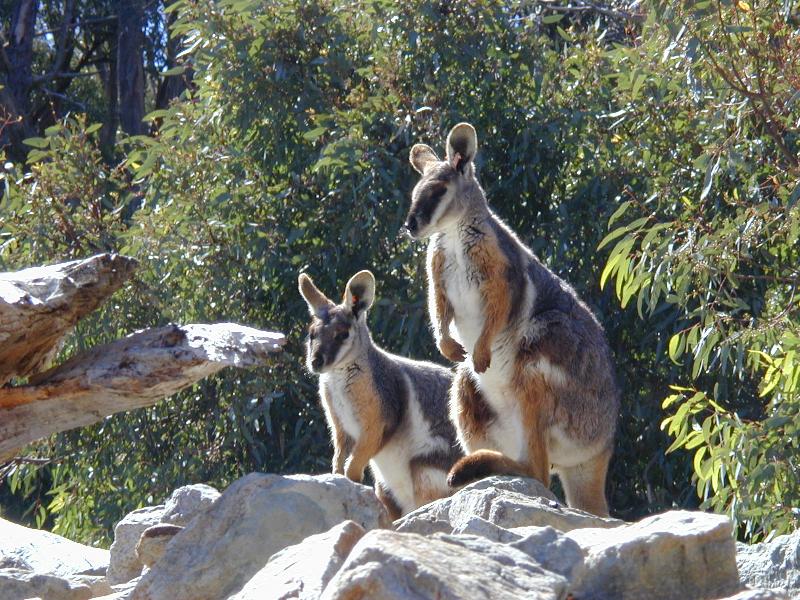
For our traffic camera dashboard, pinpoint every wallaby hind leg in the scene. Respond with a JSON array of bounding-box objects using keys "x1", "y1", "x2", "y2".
[
  {"x1": 558, "y1": 446, "x2": 612, "y2": 517},
  {"x1": 450, "y1": 364, "x2": 495, "y2": 453}
]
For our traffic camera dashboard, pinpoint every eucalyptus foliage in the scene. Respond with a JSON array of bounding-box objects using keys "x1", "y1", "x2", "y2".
[{"x1": 600, "y1": 0, "x2": 799, "y2": 540}]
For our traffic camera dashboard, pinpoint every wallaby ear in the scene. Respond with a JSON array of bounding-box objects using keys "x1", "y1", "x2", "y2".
[
  {"x1": 409, "y1": 144, "x2": 440, "y2": 175},
  {"x1": 343, "y1": 270, "x2": 376, "y2": 318},
  {"x1": 298, "y1": 273, "x2": 332, "y2": 316},
  {"x1": 446, "y1": 123, "x2": 478, "y2": 174}
]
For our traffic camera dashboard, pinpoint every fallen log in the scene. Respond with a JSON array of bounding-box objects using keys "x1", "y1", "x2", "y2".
[
  {"x1": 0, "y1": 323, "x2": 286, "y2": 461},
  {"x1": 0, "y1": 253, "x2": 138, "y2": 386}
]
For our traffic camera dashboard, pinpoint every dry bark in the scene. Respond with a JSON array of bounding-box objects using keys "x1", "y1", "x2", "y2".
[
  {"x1": 0, "y1": 323, "x2": 286, "y2": 461},
  {"x1": 0, "y1": 253, "x2": 138, "y2": 387}
]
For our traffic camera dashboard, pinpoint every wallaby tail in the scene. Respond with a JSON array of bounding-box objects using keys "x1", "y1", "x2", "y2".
[{"x1": 447, "y1": 450, "x2": 532, "y2": 488}]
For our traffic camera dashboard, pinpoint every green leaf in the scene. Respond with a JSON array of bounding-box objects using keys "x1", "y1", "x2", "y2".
[
  {"x1": 23, "y1": 137, "x2": 49, "y2": 149},
  {"x1": 302, "y1": 127, "x2": 327, "y2": 142}
]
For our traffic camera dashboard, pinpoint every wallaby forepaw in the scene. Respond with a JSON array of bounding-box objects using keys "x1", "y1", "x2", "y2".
[
  {"x1": 439, "y1": 338, "x2": 466, "y2": 363},
  {"x1": 472, "y1": 347, "x2": 491, "y2": 373}
]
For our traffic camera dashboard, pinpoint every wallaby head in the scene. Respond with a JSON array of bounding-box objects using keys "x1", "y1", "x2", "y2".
[
  {"x1": 405, "y1": 122, "x2": 484, "y2": 239},
  {"x1": 298, "y1": 270, "x2": 376, "y2": 373}
]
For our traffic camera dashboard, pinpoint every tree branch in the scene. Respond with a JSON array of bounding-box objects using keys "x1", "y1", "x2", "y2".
[{"x1": 0, "y1": 323, "x2": 286, "y2": 461}]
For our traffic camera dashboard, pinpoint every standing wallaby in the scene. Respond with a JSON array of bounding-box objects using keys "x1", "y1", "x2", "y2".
[
  {"x1": 299, "y1": 269, "x2": 461, "y2": 518},
  {"x1": 404, "y1": 123, "x2": 619, "y2": 516}
]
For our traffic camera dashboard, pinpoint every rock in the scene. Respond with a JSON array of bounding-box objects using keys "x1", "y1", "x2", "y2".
[
  {"x1": 0, "y1": 517, "x2": 109, "y2": 577},
  {"x1": 107, "y1": 506, "x2": 165, "y2": 585},
  {"x1": 92, "y1": 577, "x2": 140, "y2": 600},
  {"x1": 715, "y1": 590, "x2": 790, "y2": 600},
  {"x1": 136, "y1": 525, "x2": 183, "y2": 568},
  {"x1": 395, "y1": 476, "x2": 621, "y2": 536},
  {"x1": 321, "y1": 529, "x2": 568, "y2": 599},
  {"x1": 0, "y1": 568, "x2": 92, "y2": 600},
  {"x1": 108, "y1": 483, "x2": 221, "y2": 585},
  {"x1": 230, "y1": 520, "x2": 365, "y2": 600},
  {"x1": 566, "y1": 510, "x2": 741, "y2": 600},
  {"x1": 736, "y1": 529, "x2": 799, "y2": 594},
  {"x1": 131, "y1": 473, "x2": 391, "y2": 600},
  {"x1": 160, "y1": 484, "x2": 219, "y2": 526},
  {"x1": 450, "y1": 516, "x2": 584, "y2": 579}
]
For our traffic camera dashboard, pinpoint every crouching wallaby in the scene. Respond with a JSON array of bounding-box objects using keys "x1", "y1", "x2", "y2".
[
  {"x1": 299, "y1": 269, "x2": 462, "y2": 519},
  {"x1": 405, "y1": 123, "x2": 619, "y2": 517}
]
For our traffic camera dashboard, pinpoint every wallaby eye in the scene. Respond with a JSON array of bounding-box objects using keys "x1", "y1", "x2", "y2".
[{"x1": 335, "y1": 332, "x2": 349, "y2": 342}]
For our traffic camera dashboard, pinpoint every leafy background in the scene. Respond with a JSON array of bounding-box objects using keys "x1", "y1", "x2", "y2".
[{"x1": 1, "y1": 0, "x2": 797, "y2": 546}]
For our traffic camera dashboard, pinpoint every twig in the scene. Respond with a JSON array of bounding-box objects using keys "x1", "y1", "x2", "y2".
[{"x1": 512, "y1": 1, "x2": 646, "y2": 24}]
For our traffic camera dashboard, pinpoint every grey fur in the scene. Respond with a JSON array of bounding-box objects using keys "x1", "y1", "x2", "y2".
[{"x1": 299, "y1": 270, "x2": 461, "y2": 516}]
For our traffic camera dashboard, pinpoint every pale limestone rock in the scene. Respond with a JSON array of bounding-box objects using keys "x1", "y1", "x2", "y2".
[
  {"x1": 230, "y1": 520, "x2": 365, "y2": 600},
  {"x1": 320, "y1": 529, "x2": 567, "y2": 599},
  {"x1": 736, "y1": 529, "x2": 799, "y2": 594},
  {"x1": 0, "y1": 568, "x2": 92, "y2": 600},
  {"x1": 451, "y1": 516, "x2": 585, "y2": 579},
  {"x1": 135, "y1": 525, "x2": 183, "y2": 568},
  {"x1": 108, "y1": 483, "x2": 222, "y2": 585},
  {"x1": 715, "y1": 590, "x2": 790, "y2": 600},
  {"x1": 566, "y1": 510, "x2": 741, "y2": 600},
  {"x1": 131, "y1": 473, "x2": 391, "y2": 600},
  {"x1": 395, "y1": 476, "x2": 621, "y2": 536},
  {"x1": 107, "y1": 506, "x2": 165, "y2": 585},
  {"x1": 0, "y1": 517, "x2": 109, "y2": 577},
  {"x1": 160, "y1": 484, "x2": 219, "y2": 526}
]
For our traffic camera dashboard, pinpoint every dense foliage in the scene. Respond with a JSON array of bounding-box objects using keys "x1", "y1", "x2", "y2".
[
  {"x1": 601, "y1": 1, "x2": 800, "y2": 540},
  {"x1": 0, "y1": 0, "x2": 796, "y2": 545}
]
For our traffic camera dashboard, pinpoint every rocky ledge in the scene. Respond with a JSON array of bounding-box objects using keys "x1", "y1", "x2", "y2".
[{"x1": 1, "y1": 474, "x2": 796, "y2": 600}]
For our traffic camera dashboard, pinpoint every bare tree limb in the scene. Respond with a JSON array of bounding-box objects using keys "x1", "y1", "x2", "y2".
[
  {"x1": 0, "y1": 323, "x2": 286, "y2": 461},
  {"x1": 512, "y1": 1, "x2": 646, "y2": 24},
  {"x1": 0, "y1": 253, "x2": 138, "y2": 386}
]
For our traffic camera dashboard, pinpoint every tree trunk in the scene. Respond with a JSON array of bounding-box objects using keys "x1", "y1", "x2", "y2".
[
  {"x1": 154, "y1": 6, "x2": 192, "y2": 112},
  {"x1": 116, "y1": 0, "x2": 146, "y2": 135},
  {"x1": 99, "y1": 40, "x2": 119, "y2": 158},
  {"x1": 0, "y1": 323, "x2": 286, "y2": 461},
  {"x1": 1, "y1": 0, "x2": 39, "y2": 162}
]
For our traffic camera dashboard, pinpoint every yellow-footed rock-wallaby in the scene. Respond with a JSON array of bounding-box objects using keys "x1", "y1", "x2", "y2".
[
  {"x1": 299, "y1": 269, "x2": 462, "y2": 519},
  {"x1": 405, "y1": 123, "x2": 619, "y2": 516}
]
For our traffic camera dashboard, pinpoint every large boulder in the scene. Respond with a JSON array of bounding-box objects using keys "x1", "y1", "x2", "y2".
[
  {"x1": 0, "y1": 568, "x2": 93, "y2": 600},
  {"x1": 321, "y1": 529, "x2": 568, "y2": 599},
  {"x1": 160, "y1": 484, "x2": 220, "y2": 526},
  {"x1": 716, "y1": 590, "x2": 790, "y2": 600},
  {"x1": 0, "y1": 517, "x2": 109, "y2": 577},
  {"x1": 230, "y1": 520, "x2": 366, "y2": 600},
  {"x1": 736, "y1": 529, "x2": 799, "y2": 594},
  {"x1": 107, "y1": 484, "x2": 220, "y2": 585},
  {"x1": 131, "y1": 473, "x2": 391, "y2": 600},
  {"x1": 566, "y1": 510, "x2": 741, "y2": 600},
  {"x1": 107, "y1": 506, "x2": 165, "y2": 585},
  {"x1": 136, "y1": 525, "x2": 184, "y2": 568},
  {"x1": 0, "y1": 517, "x2": 110, "y2": 600},
  {"x1": 395, "y1": 476, "x2": 621, "y2": 536}
]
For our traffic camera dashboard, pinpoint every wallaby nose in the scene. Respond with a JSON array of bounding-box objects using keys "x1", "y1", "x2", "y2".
[
  {"x1": 312, "y1": 354, "x2": 323, "y2": 370},
  {"x1": 405, "y1": 215, "x2": 418, "y2": 236}
]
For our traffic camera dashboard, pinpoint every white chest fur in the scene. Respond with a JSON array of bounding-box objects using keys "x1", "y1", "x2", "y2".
[
  {"x1": 320, "y1": 372, "x2": 362, "y2": 440},
  {"x1": 437, "y1": 233, "x2": 529, "y2": 462},
  {"x1": 440, "y1": 235, "x2": 484, "y2": 354}
]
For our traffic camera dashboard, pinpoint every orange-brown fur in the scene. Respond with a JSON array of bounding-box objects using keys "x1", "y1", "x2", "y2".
[
  {"x1": 342, "y1": 371, "x2": 385, "y2": 482},
  {"x1": 449, "y1": 365, "x2": 493, "y2": 450},
  {"x1": 430, "y1": 247, "x2": 465, "y2": 362},
  {"x1": 471, "y1": 234, "x2": 513, "y2": 373},
  {"x1": 514, "y1": 362, "x2": 554, "y2": 487}
]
